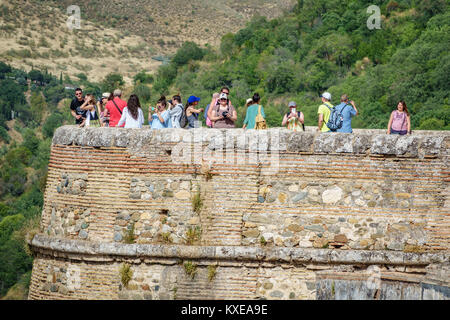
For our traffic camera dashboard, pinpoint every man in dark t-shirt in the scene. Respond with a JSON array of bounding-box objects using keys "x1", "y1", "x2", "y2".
[{"x1": 70, "y1": 88, "x2": 86, "y2": 125}]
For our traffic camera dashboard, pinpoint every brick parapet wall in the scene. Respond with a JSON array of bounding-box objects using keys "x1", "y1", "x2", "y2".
[{"x1": 28, "y1": 126, "x2": 449, "y2": 300}]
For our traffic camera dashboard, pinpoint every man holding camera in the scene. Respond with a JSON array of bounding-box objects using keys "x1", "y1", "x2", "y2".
[
  {"x1": 209, "y1": 93, "x2": 237, "y2": 128},
  {"x1": 334, "y1": 94, "x2": 358, "y2": 133}
]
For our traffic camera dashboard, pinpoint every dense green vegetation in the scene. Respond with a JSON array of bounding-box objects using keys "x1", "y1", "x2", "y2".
[
  {"x1": 152, "y1": 0, "x2": 449, "y2": 129},
  {"x1": 0, "y1": 62, "x2": 103, "y2": 298}
]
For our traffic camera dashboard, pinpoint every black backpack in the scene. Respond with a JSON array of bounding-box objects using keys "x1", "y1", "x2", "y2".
[{"x1": 178, "y1": 104, "x2": 188, "y2": 128}]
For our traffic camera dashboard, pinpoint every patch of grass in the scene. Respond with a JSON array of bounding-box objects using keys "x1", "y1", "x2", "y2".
[
  {"x1": 123, "y1": 223, "x2": 136, "y2": 244},
  {"x1": 161, "y1": 232, "x2": 172, "y2": 243},
  {"x1": 207, "y1": 265, "x2": 217, "y2": 282},
  {"x1": 119, "y1": 263, "x2": 133, "y2": 288},
  {"x1": 183, "y1": 261, "x2": 197, "y2": 279},
  {"x1": 12, "y1": 215, "x2": 41, "y2": 256},
  {"x1": 185, "y1": 226, "x2": 202, "y2": 245},
  {"x1": 192, "y1": 187, "x2": 203, "y2": 214},
  {"x1": 260, "y1": 236, "x2": 267, "y2": 246}
]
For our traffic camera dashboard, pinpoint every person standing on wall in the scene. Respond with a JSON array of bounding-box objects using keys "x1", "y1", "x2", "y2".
[
  {"x1": 209, "y1": 92, "x2": 237, "y2": 128},
  {"x1": 207, "y1": 87, "x2": 231, "y2": 128},
  {"x1": 243, "y1": 93, "x2": 266, "y2": 130},
  {"x1": 186, "y1": 96, "x2": 204, "y2": 129},
  {"x1": 317, "y1": 92, "x2": 333, "y2": 133},
  {"x1": 282, "y1": 101, "x2": 305, "y2": 131},
  {"x1": 387, "y1": 101, "x2": 411, "y2": 135},
  {"x1": 70, "y1": 88, "x2": 86, "y2": 125},
  {"x1": 170, "y1": 95, "x2": 184, "y2": 128},
  {"x1": 117, "y1": 94, "x2": 145, "y2": 129},
  {"x1": 104, "y1": 89, "x2": 127, "y2": 127},
  {"x1": 334, "y1": 94, "x2": 358, "y2": 133}
]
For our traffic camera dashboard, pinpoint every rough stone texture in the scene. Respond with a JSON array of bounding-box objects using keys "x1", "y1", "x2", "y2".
[{"x1": 27, "y1": 127, "x2": 450, "y2": 300}]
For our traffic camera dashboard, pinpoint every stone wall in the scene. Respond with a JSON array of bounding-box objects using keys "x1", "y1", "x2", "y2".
[{"x1": 28, "y1": 126, "x2": 450, "y2": 300}]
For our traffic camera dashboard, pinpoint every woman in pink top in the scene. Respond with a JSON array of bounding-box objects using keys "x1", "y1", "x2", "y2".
[{"x1": 387, "y1": 101, "x2": 411, "y2": 135}]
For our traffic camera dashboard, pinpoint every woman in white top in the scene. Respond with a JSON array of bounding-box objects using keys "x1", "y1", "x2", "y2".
[{"x1": 118, "y1": 94, "x2": 144, "y2": 128}]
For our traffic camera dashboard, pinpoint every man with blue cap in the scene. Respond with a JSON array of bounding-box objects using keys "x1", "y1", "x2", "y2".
[{"x1": 186, "y1": 95, "x2": 204, "y2": 129}]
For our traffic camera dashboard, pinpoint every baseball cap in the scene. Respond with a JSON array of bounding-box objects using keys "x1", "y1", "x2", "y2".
[
  {"x1": 102, "y1": 92, "x2": 110, "y2": 99},
  {"x1": 187, "y1": 95, "x2": 200, "y2": 104},
  {"x1": 219, "y1": 93, "x2": 228, "y2": 100},
  {"x1": 246, "y1": 98, "x2": 253, "y2": 105},
  {"x1": 288, "y1": 101, "x2": 297, "y2": 108},
  {"x1": 321, "y1": 92, "x2": 331, "y2": 101}
]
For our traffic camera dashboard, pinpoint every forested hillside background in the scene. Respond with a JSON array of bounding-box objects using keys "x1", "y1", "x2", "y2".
[{"x1": 0, "y1": 0, "x2": 449, "y2": 299}]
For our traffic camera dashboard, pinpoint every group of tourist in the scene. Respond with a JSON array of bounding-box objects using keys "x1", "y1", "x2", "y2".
[{"x1": 70, "y1": 87, "x2": 412, "y2": 135}]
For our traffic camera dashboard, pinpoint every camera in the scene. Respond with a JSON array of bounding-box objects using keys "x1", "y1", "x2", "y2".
[{"x1": 222, "y1": 112, "x2": 228, "y2": 118}]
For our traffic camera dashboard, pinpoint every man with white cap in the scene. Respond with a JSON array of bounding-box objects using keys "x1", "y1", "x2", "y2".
[{"x1": 317, "y1": 92, "x2": 333, "y2": 133}]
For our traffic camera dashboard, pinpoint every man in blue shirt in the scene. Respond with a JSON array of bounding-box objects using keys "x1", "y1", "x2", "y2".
[{"x1": 335, "y1": 94, "x2": 358, "y2": 133}]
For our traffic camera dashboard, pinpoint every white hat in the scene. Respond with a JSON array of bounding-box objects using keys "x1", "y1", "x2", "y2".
[
  {"x1": 246, "y1": 98, "x2": 253, "y2": 105},
  {"x1": 219, "y1": 93, "x2": 228, "y2": 100},
  {"x1": 321, "y1": 92, "x2": 331, "y2": 101},
  {"x1": 102, "y1": 92, "x2": 110, "y2": 99}
]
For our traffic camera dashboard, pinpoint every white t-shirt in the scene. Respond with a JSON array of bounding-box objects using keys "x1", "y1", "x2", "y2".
[{"x1": 117, "y1": 107, "x2": 144, "y2": 128}]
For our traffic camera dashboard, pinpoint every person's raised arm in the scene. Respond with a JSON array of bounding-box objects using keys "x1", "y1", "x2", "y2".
[
  {"x1": 282, "y1": 114, "x2": 288, "y2": 127},
  {"x1": 191, "y1": 107, "x2": 204, "y2": 114},
  {"x1": 299, "y1": 112, "x2": 305, "y2": 124},
  {"x1": 207, "y1": 98, "x2": 216, "y2": 120},
  {"x1": 350, "y1": 100, "x2": 358, "y2": 116}
]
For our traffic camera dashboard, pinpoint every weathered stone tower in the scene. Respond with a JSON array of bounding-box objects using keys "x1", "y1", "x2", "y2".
[{"x1": 28, "y1": 126, "x2": 449, "y2": 300}]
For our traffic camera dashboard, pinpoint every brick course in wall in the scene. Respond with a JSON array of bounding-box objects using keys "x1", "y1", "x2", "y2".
[{"x1": 28, "y1": 126, "x2": 450, "y2": 300}]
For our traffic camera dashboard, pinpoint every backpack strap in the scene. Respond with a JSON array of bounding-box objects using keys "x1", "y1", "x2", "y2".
[{"x1": 112, "y1": 99, "x2": 122, "y2": 115}]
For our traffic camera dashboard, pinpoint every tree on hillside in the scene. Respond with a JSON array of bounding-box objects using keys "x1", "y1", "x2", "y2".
[
  {"x1": 172, "y1": 41, "x2": 205, "y2": 67},
  {"x1": 101, "y1": 73, "x2": 124, "y2": 93},
  {"x1": 30, "y1": 92, "x2": 47, "y2": 123}
]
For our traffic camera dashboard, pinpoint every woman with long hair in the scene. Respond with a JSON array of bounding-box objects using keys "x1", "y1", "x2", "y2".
[
  {"x1": 387, "y1": 101, "x2": 411, "y2": 135},
  {"x1": 97, "y1": 93, "x2": 110, "y2": 127},
  {"x1": 117, "y1": 94, "x2": 144, "y2": 128}
]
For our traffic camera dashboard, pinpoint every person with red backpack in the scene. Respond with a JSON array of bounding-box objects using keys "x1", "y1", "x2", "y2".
[{"x1": 282, "y1": 101, "x2": 305, "y2": 131}]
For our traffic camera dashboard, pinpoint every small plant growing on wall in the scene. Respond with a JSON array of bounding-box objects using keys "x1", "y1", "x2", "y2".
[
  {"x1": 123, "y1": 223, "x2": 136, "y2": 244},
  {"x1": 260, "y1": 236, "x2": 267, "y2": 246},
  {"x1": 119, "y1": 263, "x2": 133, "y2": 288},
  {"x1": 161, "y1": 232, "x2": 172, "y2": 243},
  {"x1": 192, "y1": 186, "x2": 203, "y2": 214},
  {"x1": 185, "y1": 226, "x2": 202, "y2": 245},
  {"x1": 183, "y1": 261, "x2": 197, "y2": 279},
  {"x1": 207, "y1": 265, "x2": 217, "y2": 282}
]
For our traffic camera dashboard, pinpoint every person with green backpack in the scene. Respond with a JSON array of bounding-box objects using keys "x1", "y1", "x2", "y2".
[{"x1": 317, "y1": 92, "x2": 333, "y2": 132}]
